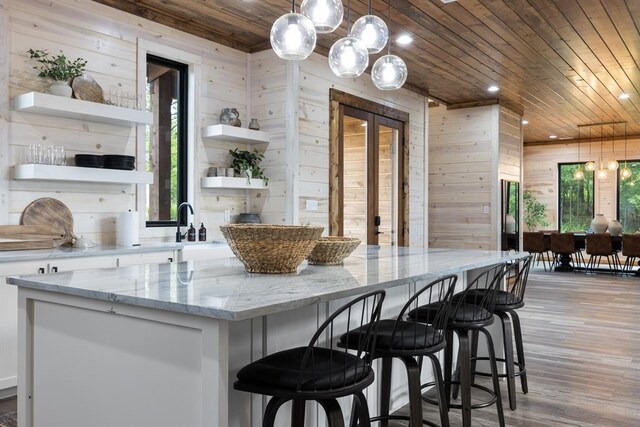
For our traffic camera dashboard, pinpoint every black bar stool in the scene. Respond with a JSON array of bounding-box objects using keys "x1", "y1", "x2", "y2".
[
  {"x1": 339, "y1": 274, "x2": 458, "y2": 427},
  {"x1": 468, "y1": 256, "x2": 532, "y2": 410},
  {"x1": 408, "y1": 263, "x2": 508, "y2": 427},
  {"x1": 234, "y1": 289, "x2": 386, "y2": 427}
]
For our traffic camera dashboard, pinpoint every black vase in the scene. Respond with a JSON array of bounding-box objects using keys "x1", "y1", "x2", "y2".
[{"x1": 236, "y1": 213, "x2": 261, "y2": 224}]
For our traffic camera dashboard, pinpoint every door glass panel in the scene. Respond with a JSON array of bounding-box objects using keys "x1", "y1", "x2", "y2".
[
  {"x1": 378, "y1": 125, "x2": 398, "y2": 246},
  {"x1": 343, "y1": 115, "x2": 368, "y2": 243}
]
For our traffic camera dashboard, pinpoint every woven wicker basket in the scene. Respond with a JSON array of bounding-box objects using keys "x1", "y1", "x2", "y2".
[
  {"x1": 220, "y1": 224, "x2": 324, "y2": 273},
  {"x1": 306, "y1": 236, "x2": 361, "y2": 265}
]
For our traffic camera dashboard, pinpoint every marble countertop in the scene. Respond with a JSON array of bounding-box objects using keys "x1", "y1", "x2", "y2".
[
  {"x1": 0, "y1": 240, "x2": 227, "y2": 262},
  {"x1": 8, "y1": 246, "x2": 526, "y2": 321}
]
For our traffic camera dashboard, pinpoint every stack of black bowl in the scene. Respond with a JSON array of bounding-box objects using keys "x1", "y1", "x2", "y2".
[
  {"x1": 74, "y1": 154, "x2": 135, "y2": 170},
  {"x1": 103, "y1": 155, "x2": 135, "y2": 170},
  {"x1": 75, "y1": 154, "x2": 104, "y2": 168}
]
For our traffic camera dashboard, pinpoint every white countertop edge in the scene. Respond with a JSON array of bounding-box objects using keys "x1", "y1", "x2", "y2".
[{"x1": 8, "y1": 249, "x2": 529, "y2": 321}]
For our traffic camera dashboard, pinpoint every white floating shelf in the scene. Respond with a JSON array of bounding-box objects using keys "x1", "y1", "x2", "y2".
[
  {"x1": 201, "y1": 176, "x2": 267, "y2": 189},
  {"x1": 201, "y1": 124, "x2": 270, "y2": 144},
  {"x1": 14, "y1": 92, "x2": 153, "y2": 126},
  {"x1": 13, "y1": 164, "x2": 153, "y2": 185}
]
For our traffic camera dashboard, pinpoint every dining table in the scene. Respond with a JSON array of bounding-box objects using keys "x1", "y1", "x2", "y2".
[{"x1": 543, "y1": 232, "x2": 624, "y2": 272}]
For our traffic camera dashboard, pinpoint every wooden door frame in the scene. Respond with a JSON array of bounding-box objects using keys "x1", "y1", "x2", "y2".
[{"x1": 329, "y1": 89, "x2": 410, "y2": 246}]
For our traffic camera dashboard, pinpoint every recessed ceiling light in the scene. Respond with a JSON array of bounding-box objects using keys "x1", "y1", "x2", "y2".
[
  {"x1": 549, "y1": 135, "x2": 557, "y2": 139},
  {"x1": 521, "y1": 119, "x2": 529, "y2": 125},
  {"x1": 619, "y1": 93, "x2": 630, "y2": 100},
  {"x1": 487, "y1": 85, "x2": 499, "y2": 92},
  {"x1": 396, "y1": 34, "x2": 413, "y2": 46}
]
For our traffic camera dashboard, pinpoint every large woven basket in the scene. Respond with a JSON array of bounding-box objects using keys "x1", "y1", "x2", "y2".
[
  {"x1": 220, "y1": 224, "x2": 324, "y2": 273},
  {"x1": 306, "y1": 236, "x2": 361, "y2": 265}
]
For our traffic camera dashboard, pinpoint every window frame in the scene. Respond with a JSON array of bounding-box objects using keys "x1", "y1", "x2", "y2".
[
  {"x1": 557, "y1": 162, "x2": 595, "y2": 232},
  {"x1": 145, "y1": 54, "x2": 189, "y2": 228},
  {"x1": 616, "y1": 159, "x2": 640, "y2": 230}
]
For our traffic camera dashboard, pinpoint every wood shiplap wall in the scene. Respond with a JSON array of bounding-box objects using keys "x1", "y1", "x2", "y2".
[
  {"x1": 6, "y1": 0, "x2": 251, "y2": 242},
  {"x1": 429, "y1": 105, "x2": 498, "y2": 249},
  {"x1": 523, "y1": 136, "x2": 640, "y2": 228},
  {"x1": 499, "y1": 106, "x2": 522, "y2": 183}
]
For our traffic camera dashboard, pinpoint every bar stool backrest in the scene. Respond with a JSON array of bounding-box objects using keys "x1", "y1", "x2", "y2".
[
  {"x1": 453, "y1": 263, "x2": 508, "y2": 321},
  {"x1": 505, "y1": 256, "x2": 533, "y2": 304},
  {"x1": 523, "y1": 232, "x2": 545, "y2": 253},
  {"x1": 586, "y1": 233, "x2": 613, "y2": 256},
  {"x1": 388, "y1": 274, "x2": 458, "y2": 352},
  {"x1": 298, "y1": 289, "x2": 385, "y2": 392},
  {"x1": 550, "y1": 232, "x2": 575, "y2": 254},
  {"x1": 622, "y1": 234, "x2": 640, "y2": 257}
]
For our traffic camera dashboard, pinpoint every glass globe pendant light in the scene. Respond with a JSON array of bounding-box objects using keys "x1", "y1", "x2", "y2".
[
  {"x1": 371, "y1": 0, "x2": 407, "y2": 90},
  {"x1": 607, "y1": 124, "x2": 619, "y2": 170},
  {"x1": 620, "y1": 123, "x2": 632, "y2": 180},
  {"x1": 372, "y1": 54, "x2": 407, "y2": 90},
  {"x1": 301, "y1": 0, "x2": 343, "y2": 33},
  {"x1": 271, "y1": 0, "x2": 317, "y2": 60},
  {"x1": 351, "y1": 0, "x2": 388, "y2": 53},
  {"x1": 584, "y1": 125, "x2": 596, "y2": 171},
  {"x1": 573, "y1": 139, "x2": 584, "y2": 180},
  {"x1": 328, "y1": 0, "x2": 369, "y2": 77}
]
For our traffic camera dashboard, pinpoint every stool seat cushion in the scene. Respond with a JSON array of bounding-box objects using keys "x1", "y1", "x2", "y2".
[
  {"x1": 236, "y1": 346, "x2": 369, "y2": 391},
  {"x1": 407, "y1": 301, "x2": 492, "y2": 324},
  {"x1": 339, "y1": 319, "x2": 444, "y2": 351},
  {"x1": 464, "y1": 289, "x2": 524, "y2": 310}
]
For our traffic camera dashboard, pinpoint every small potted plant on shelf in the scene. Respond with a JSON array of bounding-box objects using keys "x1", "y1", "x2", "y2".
[
  {"x1": 27, "y1": 49, "x2": 87, "y2": 97},
  {"x1": 228, "y1": 148, "x2": 268, "y2": 186}
]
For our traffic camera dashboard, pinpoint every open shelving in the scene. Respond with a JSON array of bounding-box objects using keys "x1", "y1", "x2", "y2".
[
  {"x1": 200, "y1": 176, "x2": 267, "y2": 189},
  {"x1": 14, "y1": 92, "x2": 153, "y2": 126},
  {"x1": 13, "y1": 164, "x2": 153, "y2": 185},
  {"x1": 201, "y1": 124, "x2": 270, "y2": 145}
]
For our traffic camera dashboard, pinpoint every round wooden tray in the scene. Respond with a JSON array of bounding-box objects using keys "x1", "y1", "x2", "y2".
[{"x1": 21, "y1": 198, "x2": 75, "y2": 246}]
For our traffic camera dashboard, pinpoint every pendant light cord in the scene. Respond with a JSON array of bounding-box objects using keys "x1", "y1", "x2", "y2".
[
  {"x1": 291, "y1": 0, "x2": 295, "y2": 13},
  {"x1": 369, "y1": 0, "x2": 372, "y2": 15},
  {"x1": 624, "y1": 122, "x2": 628, "y2": 167},
  {"x1": 387, "y1": 0, "x2": 392, "y2": 55},
  {"x1": 347, "y1": 0, "x2": 351, "y2": 34}
]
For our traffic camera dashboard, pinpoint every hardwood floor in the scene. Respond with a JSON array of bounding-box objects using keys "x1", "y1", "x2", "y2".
[{"x1": 1, "y1": 269, "x2": 638, "y2": 425}]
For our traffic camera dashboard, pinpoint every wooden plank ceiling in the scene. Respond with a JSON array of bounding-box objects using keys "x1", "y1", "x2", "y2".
[{"x1": 92, "y1": 0, "x2": 640, "y2": 143}]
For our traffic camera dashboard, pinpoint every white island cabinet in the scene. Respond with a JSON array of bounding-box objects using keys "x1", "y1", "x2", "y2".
[{"x1": 8, "y1": 247, "x2": 525, "y2": 427}]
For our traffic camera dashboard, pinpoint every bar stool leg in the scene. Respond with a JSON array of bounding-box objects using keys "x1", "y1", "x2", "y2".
[
  {"x1": 319, "y1": 399, "x2": 345, "y2": 427},
  {"x1": 400, "y1": 356, "x2": 424, "y2": 427},
  {"x1": 498, "y1": 311, "x2": 517, "y2": 410},
  {"x1": 444, "y1": 329, "x2": 454, "y2": 409},
  {"x1": 510, "y1": 310, "x2": 528, "y2": 394},
  {"x1": 292, "y1": 399, "x2": 306, "y2": 426},
  {"x1": 378, "y1": 357, "x2": 393, "y2": 427},
  {"x1": 458, "y1": 329, "x2": 472, "y2": 427},
  {"x1": 428, "y1": 353, "x2": 451, "y2": 427},
  {"x1": 480, "y1": 328, "x2": 505, "y2": 427},
  {"x1": 352, "y1": 391, "x2": 371, "y2": 427},
  {"x1": 264, "y1": 396, "x2": 290, "y2": 427}
]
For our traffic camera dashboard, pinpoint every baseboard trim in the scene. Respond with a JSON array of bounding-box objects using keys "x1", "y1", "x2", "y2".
[{"x1": 0, "y1": 386, "x2": 16, "y2": 400}]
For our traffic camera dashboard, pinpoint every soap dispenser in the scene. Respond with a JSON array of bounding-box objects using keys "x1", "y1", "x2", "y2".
[
  {"x1": 198, "y1": 223, "x2": 207, "y2": 241},
  {"x1": 187, "y1": 223, "x2": 196, "y2": 241}
]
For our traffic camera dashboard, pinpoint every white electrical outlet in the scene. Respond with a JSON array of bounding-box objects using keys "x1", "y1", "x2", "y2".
[
  {"x1": 306, "y1": 200, "x2": 318, "y2": 211},
  {"x1": 483, "y1": 205, "x2": 490, "y2": 214},
  {"x1": 224, "y1": 210, "x2": 231, "y2": 221}
]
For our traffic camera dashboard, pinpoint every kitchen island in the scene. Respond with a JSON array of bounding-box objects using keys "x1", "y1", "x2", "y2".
[{"x1": 8, "y1": 246, "x2": 525, "y2": 427}]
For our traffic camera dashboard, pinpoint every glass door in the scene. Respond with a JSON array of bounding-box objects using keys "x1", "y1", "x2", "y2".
[{"x1": 339, "y1": 106, "x2": 404, "y2": 246}]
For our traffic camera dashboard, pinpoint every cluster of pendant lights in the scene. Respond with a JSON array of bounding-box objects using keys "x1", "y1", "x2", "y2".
[
  {"x1": 573, "y1": 123, "x2": 631, "y2": 181},
  {"x1": 270, "y1": 0, "x2": 408, "y2": 90}
]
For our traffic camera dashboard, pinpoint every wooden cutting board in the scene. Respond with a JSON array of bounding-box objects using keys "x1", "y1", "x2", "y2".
[
  {"x1": 0, "y1": 225, "x2": 63, "y2": 251},
  {"x1": 21, "y1": 198, "x2": 75, "y2": 246}
]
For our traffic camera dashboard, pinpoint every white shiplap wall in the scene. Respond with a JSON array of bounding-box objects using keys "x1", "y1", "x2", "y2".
[
  {"x1": 5, "y1": 0, "x2": 431, "y2": 247},
  {"x1": 6, "y1": 0, "x2": 250, "y2": 243},
  {"x1": 0, "y1": 0, "x2": 9, "y2": 224}
]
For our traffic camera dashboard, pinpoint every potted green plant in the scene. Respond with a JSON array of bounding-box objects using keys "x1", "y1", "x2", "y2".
[
  {"x1": 228, "y1": 148, "x2": 268, "y2": 186},
  {"x1": 27, "y1": 49, "x2": 87, "y2": 97},
  {"x1": 523, "y1": 190, "x2": 550, "y2": 231}
]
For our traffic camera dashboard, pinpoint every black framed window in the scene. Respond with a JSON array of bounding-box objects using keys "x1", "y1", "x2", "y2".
[
  {"x1": 558, "y1": 163, "x2": 594, "y2": 232},
  {"x1": 145, "y1": 55, "x2": 188, "y2": 227},
  {"x1": 617, "y1": 160, "x2": 640, "y2": 233}
]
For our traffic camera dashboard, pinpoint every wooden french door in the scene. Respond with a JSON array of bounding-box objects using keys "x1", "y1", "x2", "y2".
[{"x1": 337, "y1": 105, "x2": 405, "y2": 246}]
